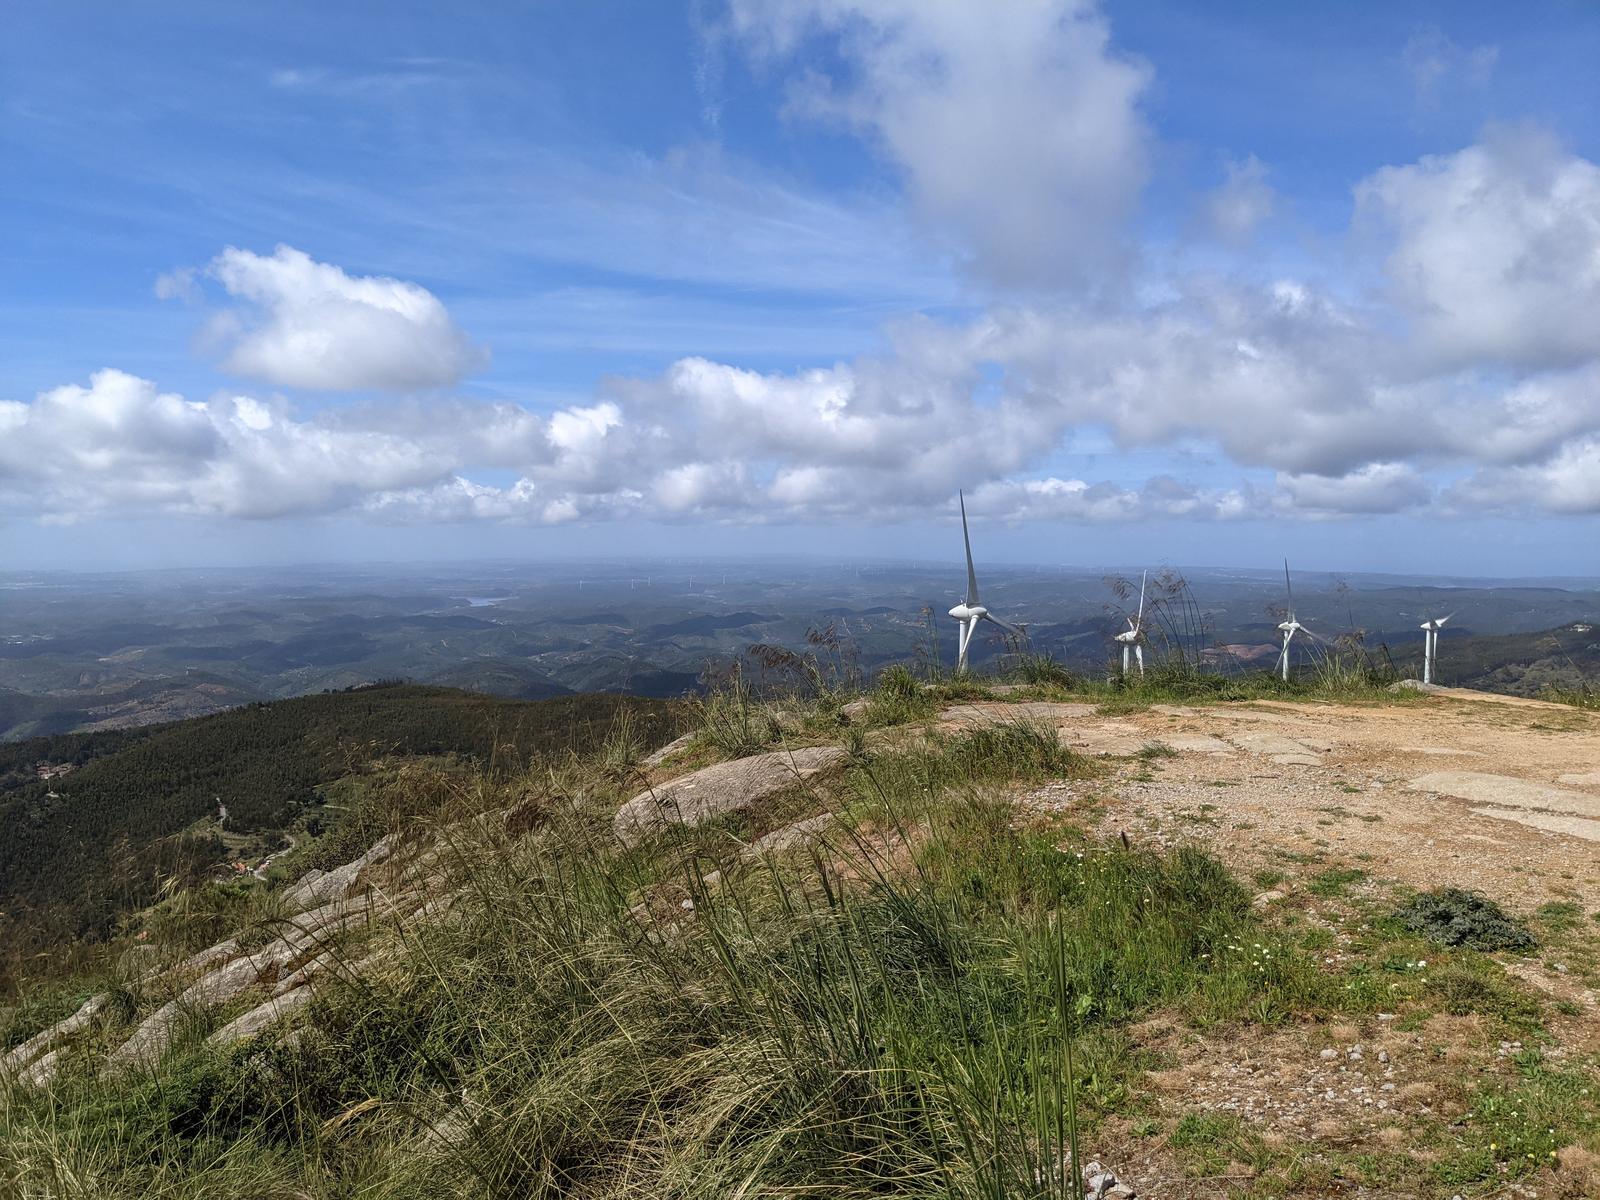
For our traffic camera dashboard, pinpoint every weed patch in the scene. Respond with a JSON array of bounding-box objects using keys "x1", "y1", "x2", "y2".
[{"x1": 1395, "y1": 888, "x2": 1536, "y2": 952}]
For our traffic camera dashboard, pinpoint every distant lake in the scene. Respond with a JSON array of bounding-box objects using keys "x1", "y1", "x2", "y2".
[{"x1": 463, "y1": 596, "x2": 513, "y2": 607}]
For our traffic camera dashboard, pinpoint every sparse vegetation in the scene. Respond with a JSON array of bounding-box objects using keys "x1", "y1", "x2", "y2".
[{"x1": 5, "y1": 669, "x2": 1596, "y2": 1199}]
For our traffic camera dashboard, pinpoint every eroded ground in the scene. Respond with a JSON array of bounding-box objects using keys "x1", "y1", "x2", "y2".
[
  {"x1": 942, "y1": 690, "x2": 1600, "y2": 1197},
  {"x1": 938, "y1": 692, "x2": 1600, "y2": 913}
]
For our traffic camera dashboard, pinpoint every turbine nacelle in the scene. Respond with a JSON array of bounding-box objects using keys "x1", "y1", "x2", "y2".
[{"x1": 948, "y1": 602, "x2": 987, "y2": 621}]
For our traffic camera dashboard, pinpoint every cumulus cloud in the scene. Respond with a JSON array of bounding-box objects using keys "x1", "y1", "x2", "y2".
[
  {"x1": 161, "y1": 245, "x2": 486, "y2": 390},
  {"x1": 1275, "y1": 463, "x2": 1431, "y2": 515},
  {"x1": 1451, "y1": 436, "x2": 1600, "y2": 516},
  {"x1": 968, "y1": 475, "x2": 1258, "y2": 523},
  {"x1": 1357, "y1": 126, "x2": 1600, "y2": 369},
  {"x1": 0, "y1": 370, "x2": 618, "y2": 521},
  {"x1": 725, "y1": 0, "x2": 1151, "y2": 289},
  {"x1": 21, "y1": 96, "x2": 1600, "y2": 533}
]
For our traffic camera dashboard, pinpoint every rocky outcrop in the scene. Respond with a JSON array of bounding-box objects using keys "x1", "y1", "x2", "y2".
[
  {"x1": 745, "y1": 813, "x2": 839, "y2": 857},
  {"x1": 0, "y1": 993, "x2": 110, "y2": 1083},
  {"x1": 107, "y1": 898, "x2": 380, "y2": 1071},
  {"x1": 613, "y1": 746, "x2": 845, "y2": 848},
  {"x1": 282, "y1": 834, "x2": 397, "y2": 909},
  {"x1": 641, "y1": 732, "x2": 696, "y2": 768},
  {"x1": 107, "y1": 890, "x2": 389, "y2": 1071},
  {"x1": 206, "y1": 987, "x2": 315, "y2": 1049},
  {"x1": 0, "y1": 826, "x2": 448, "y2": 1086}
]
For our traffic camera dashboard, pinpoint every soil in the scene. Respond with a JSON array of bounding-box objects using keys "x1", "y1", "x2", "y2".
[
  {"x1": 935, "y1": 691, "x2": 1600, "y2": 915},
  {"x1": 933, "y1": 689, "x2": 1600, "y2": 1198}
]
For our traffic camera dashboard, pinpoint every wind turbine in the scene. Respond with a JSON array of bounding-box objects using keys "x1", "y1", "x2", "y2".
[
  {"x1": 1420, "y1": 613, "x2": 1453, "y2": 685},
  {"x1": 1113, "y1": 570, "x2": 1148, "y2": 677},
  {"x1": 948, "y1": 491, "x2": 1023, "y2": 674},
  {"x1": 1276, "y1": 560, "x2": 1306, "y2": 682}
]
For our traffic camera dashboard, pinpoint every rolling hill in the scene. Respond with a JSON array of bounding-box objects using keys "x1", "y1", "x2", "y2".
[{"x1": 0, "y1": 684, "x2": 684, "y2": 979}]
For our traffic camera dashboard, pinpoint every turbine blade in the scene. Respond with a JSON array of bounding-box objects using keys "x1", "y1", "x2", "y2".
[
  {"x1": 1439, "y1": 613, "x2": 1454, "y2": 625},
  {"x1": 982, "y1": 612, "x2": 1023, "y2": 637},
  {"x1": 1136, "y1": 569, "x2": 1147, "y2": 626},
  {"x1": 960, "y1": 490, "x2": 980, "y2": 606},
  {"x1": 1283, "y1": 558, "x2": 1294, "y2": 617}
]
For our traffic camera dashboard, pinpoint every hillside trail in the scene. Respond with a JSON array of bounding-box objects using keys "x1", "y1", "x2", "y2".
[{"x1": 942, "y1": 690, "x2": 1600, "y2": 915}]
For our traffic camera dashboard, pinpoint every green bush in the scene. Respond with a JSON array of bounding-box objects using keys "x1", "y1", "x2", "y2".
[{"x1": 1394, "y1": 888, "x2": 1536, "y2": 952}]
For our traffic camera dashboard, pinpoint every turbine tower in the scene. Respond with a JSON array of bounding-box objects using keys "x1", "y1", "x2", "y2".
[
  {"x1": 1276, "y1": 560, "x2": 1305, "y2": 682},
  {"x1": 1420, "y1": 613, "x2": 1453, "y2": 685},
  {"x1": 1113, "y1": 570, "x2": 1148, "y2": 677},
  {"x1": 948, "y1": 491, "x2": 1022, "y2": 674}
]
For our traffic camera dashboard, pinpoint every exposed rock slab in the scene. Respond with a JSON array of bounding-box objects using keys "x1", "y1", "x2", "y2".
[
  {"x1": 1467, "y1": 807, "x2": 1600, "y2": 842},
  {"x1": 1228, "y1": 731, "x2": 1330, "y2": 762},
  {"x1": 1062, "y1": 728, "x2": 1155, "y2": 757},
  {"x1": 170, "y1": 938, "x2": 240, "y2": 979},
  {"x1": 108, "y1": 902, "x2": 371, "y2": 1070},
  {"x1": 1558, "y1": 772, "x2": 1600, "y2": 788},
  {"x1": 1409, "y1": 771, "x2": 1600, "y2": 819},
  {"x1": 18, "y1": 1049, "x2": 64, "y2": 1087},
  {"x1": 614, "y1": 746, "x2": 845, "y2": 847},
  {"x1": 839, "y1": 698, "x2": 871, "y2": 722},
  {"x1": 939, "y1": 702, "x2": 1098, "y2": 726},
  {"x1": 207, "y1": 987, "x2": 315, "y2": 1048},
  {"x1": 642, "y1": 731, "x2": 696, "y2": 767},
  {"x1": 283, "y1": 834, "x2": 397, "y2": 910},
  {"x1": 1, "y1": 994, "x2": 109, "y2": 1079},
  {"x1": 1161, "y1": 733, "x2": 1234, "y2": 755},
  {"x1": 745, "y1": 813, "x2": 839, "y2": 857}
]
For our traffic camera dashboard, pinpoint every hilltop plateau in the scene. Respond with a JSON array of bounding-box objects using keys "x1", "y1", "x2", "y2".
[{"x1": 5, "y1": 667, "x2": 1600, "y2": 1198}]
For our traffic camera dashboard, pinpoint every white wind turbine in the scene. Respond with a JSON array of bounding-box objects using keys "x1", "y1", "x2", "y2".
[
  {"x1": 1113, "y1": 570, "x2": 1148, "y2": 677},
  {"x1": 948, "y1": 491, "x2": 1023, "y2": 674},
  {"x1": 1276, "y1": 560, "x2": 1307, "y2": 682},
  {"x1": 1420, "y1": 612, "x2": 1454, "y2": 685}
]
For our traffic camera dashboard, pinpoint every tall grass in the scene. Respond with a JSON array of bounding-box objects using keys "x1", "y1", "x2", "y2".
[
  {"x1": 687, "y1": 664, "x2": 784, "y2": 758},
  {"x1": 0, "y1": 725, "x2": 1349, "y2": 1197},
  {"x1": 1543, "y1": 682, "x2": 1600, "y2": 711}
]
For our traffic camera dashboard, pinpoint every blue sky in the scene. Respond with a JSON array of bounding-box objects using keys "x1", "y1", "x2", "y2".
[{"x1": 3, "y1": 1, "x2": 1598, "y2": 575}]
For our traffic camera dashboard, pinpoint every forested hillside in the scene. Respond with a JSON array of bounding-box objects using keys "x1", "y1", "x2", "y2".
[
  {"x1": 0, "y1": 684, "x2": 682, "y2": 976},
  {"x1": 1438, "y1": 623, "x2": 1600, "y2": 694}
]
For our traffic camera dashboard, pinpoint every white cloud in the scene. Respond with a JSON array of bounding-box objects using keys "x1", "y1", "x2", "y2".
[
  {"x1": 1357, "y1": 125, "x2": 1600, "y2": 369},
  {"x1": 0, "y1": 371, "x2": 633, "y2": 521},
  {"x1": 1276, "y1": 463, "x2": 1431, "y2": 515},
  {"x1": 161, "y1": 245, "x2": 486, "y2": 391},
  {"x1": 968, "y1": 475, "x2": 1258, "y2": 523},
  {"x1": 23, "y1": 103, "x2": 1600, "y2": 534},
  {"x1": 1451, "y1": 436, "x2": 1600, "y2": 515},
  {"x1": 1401, "y1": 26, "x2": 1498, "y2": 110},
  {"x1": 726, "y1": 0, "x2": 1151, "y2": 289},
  {"x1": 1200, "y1": 156, "x2": 1276, "y2": 245}
]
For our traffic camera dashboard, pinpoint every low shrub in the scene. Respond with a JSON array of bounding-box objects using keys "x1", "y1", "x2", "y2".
[{"x1": 1394, "y1": 888, "x2": 1536, "y2": 952}]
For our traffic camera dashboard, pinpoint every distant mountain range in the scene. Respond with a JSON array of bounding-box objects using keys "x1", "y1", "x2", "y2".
[{"x1": 2, "y1": 565, "x2": 1594, "y2": 743}]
